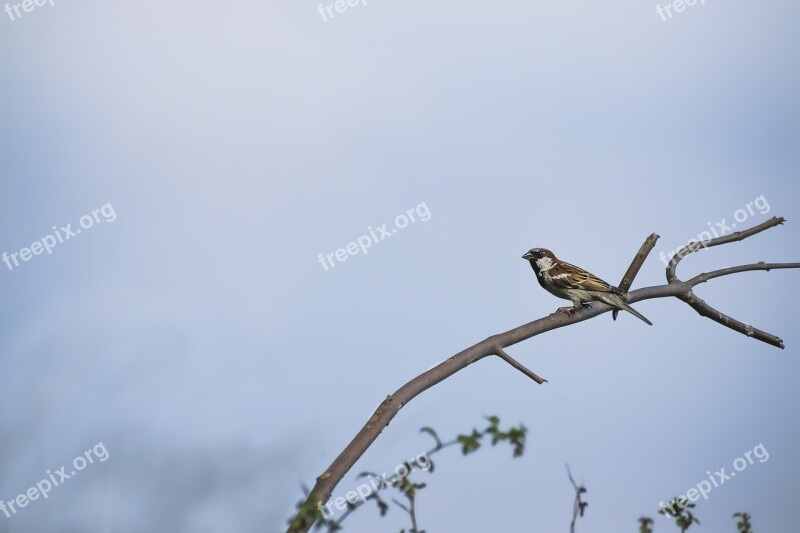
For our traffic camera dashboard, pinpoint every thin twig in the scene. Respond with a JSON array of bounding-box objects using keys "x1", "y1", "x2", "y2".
[
  {"x1": 667, "y1": 217, "x2": 785, "y2": 282},
  {"x1": 678, "y1": 291, "x2": 785, "y2": 349},
  {"x1": 614, "y1": 233, "x2": 660, "y2": 320},
  {"x1": 332, "y1": 437, "x2": 459, "y2": 526},
  {"x1": 619, "y1": 233, "x2": 660, "y2": 293},
  {"x1": 391, "y1": 496, "x2": 420, "y2": 532},
  {"x1": 566, "y1": 464, "x2": 587, "y2": 533},
  {"x1": 688, "y1": 262, "x2": 800, "y2": 286},
  {"x1": 495, "y1": 347, "x2": 547, "y2": 384}
]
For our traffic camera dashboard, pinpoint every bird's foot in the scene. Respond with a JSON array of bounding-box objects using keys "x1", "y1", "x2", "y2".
[{"x1": 556, "y1": 303, "x2": 592, "y2": 315}]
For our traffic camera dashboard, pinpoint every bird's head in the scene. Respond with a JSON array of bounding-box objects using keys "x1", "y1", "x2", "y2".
[
  {"x1": 522, "y1": 248, "x2": 557, "y2": 272},
  {"x1": 522, "y1": 248, "x2": 554, "y2": 262}
]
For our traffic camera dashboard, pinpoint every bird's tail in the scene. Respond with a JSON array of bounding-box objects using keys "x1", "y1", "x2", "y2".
[
  {"x1": 616, "y1": 300, "x2": 653, "y2": 326},
  {"x1": 603, "y1": 293, "x2": 652, "y2": 326}
]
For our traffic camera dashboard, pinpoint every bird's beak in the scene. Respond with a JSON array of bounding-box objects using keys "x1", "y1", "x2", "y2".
[{"x1": 522, "y1": 252, "x2": 533, "y2": 260}]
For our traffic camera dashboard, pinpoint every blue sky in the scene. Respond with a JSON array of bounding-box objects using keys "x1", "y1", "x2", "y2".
[{"x1": 1, "y1": 1, "x2": 799, "y2": 531}]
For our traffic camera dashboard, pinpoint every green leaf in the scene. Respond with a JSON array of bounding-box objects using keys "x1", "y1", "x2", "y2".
[{"x1": 456, "y1": 430, "x2": 482, "y2": 455}]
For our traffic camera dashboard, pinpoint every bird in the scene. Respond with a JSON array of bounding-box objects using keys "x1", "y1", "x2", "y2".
[{"x1": 521, "y1": 248, "x2": 652, "y2": 325}]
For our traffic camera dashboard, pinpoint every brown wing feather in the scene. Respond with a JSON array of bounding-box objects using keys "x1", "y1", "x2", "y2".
[{"x1": 549, "y1": 261, "x2": 619, "y2": 293}]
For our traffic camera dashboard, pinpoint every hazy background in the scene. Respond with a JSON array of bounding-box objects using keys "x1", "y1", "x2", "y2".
[{"x1": 1, "y1": 0, "x2": 798, "y2": 531}]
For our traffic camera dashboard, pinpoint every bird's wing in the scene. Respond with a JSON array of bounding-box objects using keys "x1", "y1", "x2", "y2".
[{"x1": 549, "y1": 261, "x2": 618, "y2": 293}]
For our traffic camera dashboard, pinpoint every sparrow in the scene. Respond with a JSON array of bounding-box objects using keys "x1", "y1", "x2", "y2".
[{"x1": 522, "y1": 248, "x2": 652, "y2": 325}]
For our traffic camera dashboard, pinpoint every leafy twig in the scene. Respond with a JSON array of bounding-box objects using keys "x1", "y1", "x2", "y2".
[{"x1": 315, "y1": 416, "x2": 527, "y2": 532}]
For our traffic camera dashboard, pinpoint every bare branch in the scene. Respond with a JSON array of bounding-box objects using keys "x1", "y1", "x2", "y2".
[
  {"x1": 688, "y1": 262, "x2": 800, "y2": 286},
  {"x1": 495, "y1": 347, "x2": 547, "y2": 384},
  {"x1": 667, "y1": 216, "x2": 786, "y2": 282},
  {"x1": 287, "y1": 219, "x2": 799, "y2": 533},
  {"x1": 613, "y1": 233, "x2": 660, "y2": 320},
  {"x1": 619, "y1": 233, "x2": 660, "y2": 293},
  {"x1": 678, "y1": 291, "x2": 785, "y2": 349}
]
